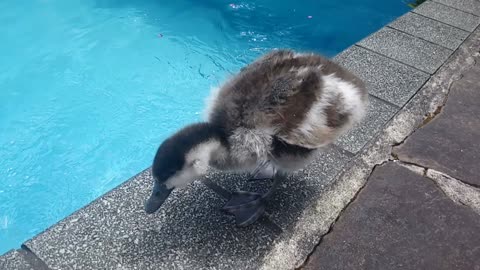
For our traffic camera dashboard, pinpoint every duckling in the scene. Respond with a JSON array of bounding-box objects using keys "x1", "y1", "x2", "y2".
[{"x1": 145, "y1": 49, "x2": 368, "y2": 226}]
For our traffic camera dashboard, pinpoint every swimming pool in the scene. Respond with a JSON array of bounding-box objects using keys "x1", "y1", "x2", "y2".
[{"x1": 0, "y1": 0, "x2": 409, "y2": 254}]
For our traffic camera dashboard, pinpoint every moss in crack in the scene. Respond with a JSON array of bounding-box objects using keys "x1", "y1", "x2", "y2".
[{"x1": 420, "y1": 105, "x2": 444, "y2": 127}]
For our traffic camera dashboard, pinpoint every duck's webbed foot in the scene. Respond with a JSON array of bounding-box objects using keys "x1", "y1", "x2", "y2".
[
  {"x1": 249, "y1": 160, "x2": 276, "y2": 181},
  {"x1": 222, "y1": 191, "x2": 265, "y2": 227},
  {"x1": 222, "y1": 171, "x2": 284, "y2": 227}
]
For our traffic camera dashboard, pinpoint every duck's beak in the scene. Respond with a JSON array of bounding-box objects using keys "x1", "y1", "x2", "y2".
[{"x1": 145, "y1": 181, "x2": 173, "y2": 214}]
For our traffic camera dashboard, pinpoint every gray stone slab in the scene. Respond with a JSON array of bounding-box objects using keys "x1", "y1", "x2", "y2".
[
  {"x1": 0, "y1": 250, "x2": 34, "y2": 270},
  {"x1": 394, "y1": 61, "x2": 480, "y2": 187},
  {"x1": 335, "y1": 95, "x2": 399, "y2": 153},
  {"x1": 24, "y1": 170, "x2": 280, "y2": 270},
  {"x1": 433, "y1": 0, "x2": 480, "y2": 16},
  {"x1": 303, "y1": 163, "x2": 480, "y2": 270},
  {"x1": 414, "y1": 1, "x2": 480, "y2": 32},
  {"x1": 334, "y1": 46, "x2": 429, "y2": 107},
  {"x1": 358, "y1": 27, "x2": 453, "y2": 74},
  {"x1": 207, "y1": 145, "x2": 354, "y2": 230},
  {"x1": 389, "y1": 12, "x2": 470, "y2": 50}
]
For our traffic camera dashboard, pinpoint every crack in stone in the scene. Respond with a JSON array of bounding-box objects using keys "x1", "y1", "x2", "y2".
[
  {"x1": 426, "y1": 169, "x2": 480, "y2": 215},
  {"x1": 419, "y1": 104, "x2": 444, "y2": 127},
  {"x1": 394, "y1": 158, "x2": 480, "y2": 215},
  {"x1": 392, "y1": 77, "x2": 459, "y2": 149},
  {"x1": 388, "y1": 53, "x2": 480, "y2": 208},
  {"x1": 392, "y1": 53, "x2": 478, "y2": 151},
  {"x1": 394, "y1": 160, "x2": 428, "y2": 176},
  {"x1": 295, "y1": 159, "x2": 389, "y2": 270}
]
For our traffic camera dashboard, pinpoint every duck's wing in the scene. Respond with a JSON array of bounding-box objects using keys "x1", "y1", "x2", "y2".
[
  {"x1": 275, "y1": 60, "x2": 368, "y2": 149},
  {"x1": 206, "y1": 50, "x2": 319, "y2": 129},
  {"x1": 207, "y1": 50, "x2": 367, "y2": 149}
]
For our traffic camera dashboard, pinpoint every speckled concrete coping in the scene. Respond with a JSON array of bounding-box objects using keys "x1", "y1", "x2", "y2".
[{"x1": 2, "y1": 1, "x2": 480, "y2": 269}]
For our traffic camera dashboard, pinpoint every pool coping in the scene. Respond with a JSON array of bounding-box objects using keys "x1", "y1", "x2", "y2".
[{"x1": 2, "y1": 1, "x2": 480, "y2": 269}]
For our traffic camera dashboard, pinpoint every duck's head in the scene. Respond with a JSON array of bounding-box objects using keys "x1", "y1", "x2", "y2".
[{"x1": 145, "y1": 123, "x2": 225, "y2": 214}]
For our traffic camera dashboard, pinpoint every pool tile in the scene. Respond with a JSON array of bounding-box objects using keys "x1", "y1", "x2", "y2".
[
  {"x1": 206, "y1": 145, "x2": 354, "y2": 231},
  {"x1": 334, "y1": 46, "x2": 430, "y2": 107},
  {"x1": 24, "y1": 170, "x2": 280, "y2": 270},
  {"x1": 0, "y1": 250, "x2": 35, "y2": 270},
  {"x1": 413, "y1": 1, "x2": 480, "y2": 32},
  {"x1": 389, "y1": 12, "x2": 470, "y2": 50},
  {"x1": 335, "y1": 95, "x2": 399, "y2": 154},
  {"x1": 267, "y1": 146, "x2": 354, "y2": 230},
  {"x1": 432, "y1": 0, "x2": 480, "y2": 17},
  {"x1": 358, "y1": 27, "x2": 453, "y2": 74}
]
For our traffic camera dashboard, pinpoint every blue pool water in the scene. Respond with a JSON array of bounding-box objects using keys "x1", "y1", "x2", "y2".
[{"x1": 0, "y1": 0, "x2": 409, "y2": 254}]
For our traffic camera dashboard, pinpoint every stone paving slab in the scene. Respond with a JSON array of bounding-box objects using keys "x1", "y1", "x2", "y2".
[
  {"x1": 24, "y1": 170, "x2": 281, "y2": 270},
  {"x1": 0, "y1": 250, "x2": 34, "y2": 270},
  {"x1": 303, "y1": 162, "x2": 480, "y2": 270},
  {"x1": 414, "y1": 1, "x2": 480, "y2": 32},
  {"x1": 394, "y1": 58, "x2": 480, "y2": 187},
  {"x1": 433, "y1": 0, "x2": 480, "y2": 16},
  {"x1": 389, "y1": 12, "x2": 470, "y2": 50},
  {"x1": 334, "y1": 46, "x2": 429, "y2": 107},
  {"x1": 335, "y1": 95, "x2": 399, "y2": 153},
  {"x1": 267, "y1": 146, "x2": 353, "y2": 230},
  {"x1": 358, "y1": 27, "x2": 453, "y2": 74},
  {"x1": 208, "y1": 145, "x2": 354, "y2": 230}
]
